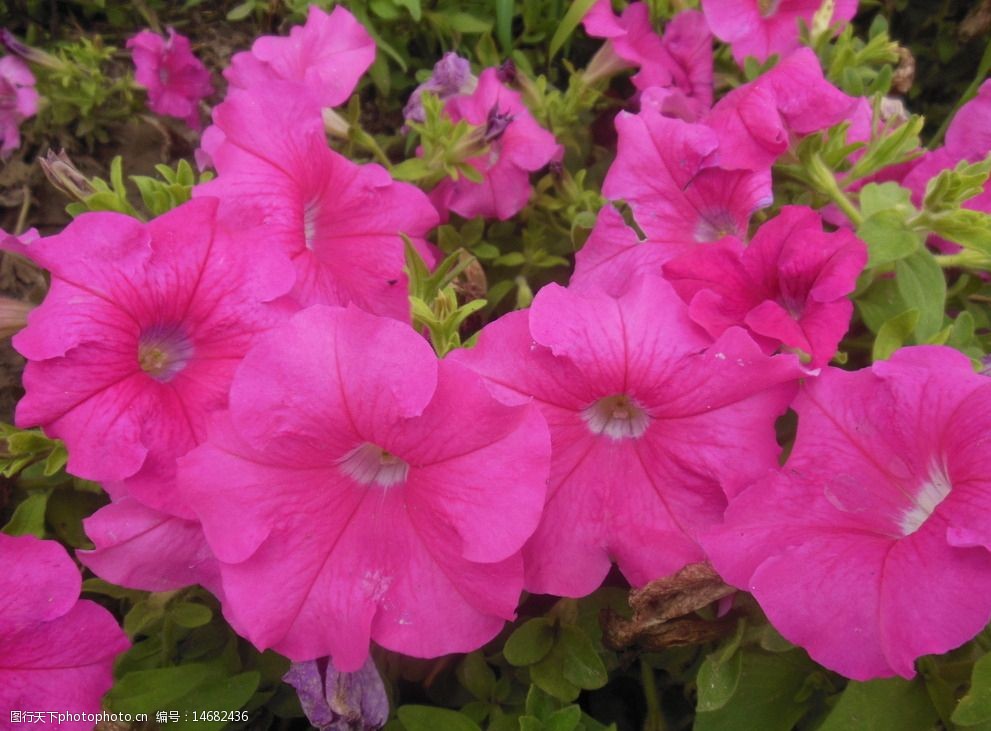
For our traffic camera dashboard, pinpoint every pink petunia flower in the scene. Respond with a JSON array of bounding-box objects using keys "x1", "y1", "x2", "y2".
[
  {"x1": 601, "y1": 105, "x2": 773, "y2": 251},
  {"x1": 0, "y1": 534, "x2": 129, "y2": 725},
  {"x1": 703, "y1": 347, "x2": 991, "y2": 680},
  {"x1": 703, "y1": 48, "x2": 857, "y2": 171},
  {"x1": 127, "y1": 27, "x2": 212, "y2": 130},
  {"x1": 6, "y1": 197, "x2": 294, "y2": 495},
  {"x1": 583, "y1": 2, "x2": 713, "y2": 117},
  {"x1": 451, "y1": 274, "x2": 801, "y2": 597},
  {"x1": 663, "y1": 206, "x2": 867, "y2": 366},
  {"x1": 177, "y1": 306, "x2": 550, "y2": 671},
  {"x1": 0, "y1": 55, "x2": 38, "y2": 156},
  {"x1": 225, "y1": 5, "x2": 374, "y2": 109},
  {"x1": 702, "y1": 0, "x2": 859, "y2": 65},
  {"x1": 428, "y1": 68, "x2": 559, "y2": 221},
  {"x1": 195, "y1": 84, "x2": 438, "y2": 319}
]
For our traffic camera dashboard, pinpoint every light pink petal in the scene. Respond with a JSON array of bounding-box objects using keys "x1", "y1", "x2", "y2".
[{"x1": 79, "y1": 498, "x2": 221, "y2": 594}]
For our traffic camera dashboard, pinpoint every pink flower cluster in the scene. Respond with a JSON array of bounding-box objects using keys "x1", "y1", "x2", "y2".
[
  {"x1": 128, "y1": 28, "x2": 213, "y2": 129},
  {"x1": 6, "y1": 0, "x2": 991, "y2": 694}
]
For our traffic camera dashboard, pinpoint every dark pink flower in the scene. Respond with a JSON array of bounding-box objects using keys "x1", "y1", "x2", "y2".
[
  {"x1": 196, "y1": 84, "x2": 438, "y2": 318},
  {"x1": 0, "y1": 534, "x2": 129, "y2": 725},
  {"x1": 663, "y1": 206, "x2": 867, "y2": 366},
  {"x1": 428, "y1": 69, "x2": 559, "y2": 221},
  {"x1": 703, "y1": 347, "x2": 991, "y2": 680},
  {"x1": 178, "y1": 306, "x2": 550, "y2": 671},
  {"x1": 702, "y1": 0, "x2": 859, "y2": 64},
  {"x1": 7, "y1": 198, "x2": 294, "y2": 494},
  {"x1": 602, "y1": 105, "x2": 773, "y2": 250},
  {"x1": 127, "y1": 28, "x2": 212, "y2": 130},
  {"x1": 451, "y1": 275, "x2": 800, "y2": 597},
  {"x1": 0, "y1": 55, "x2": 38, "y2": 155},
  {"x1": 583, "y1": 2, "x2": 713, "y2": 115},
  {"x1": 704, "y1": 48, "x2": 857, "y2": 171},
  {"x1": 225, "y1": 5, "x2": 374, "y2": 109}
]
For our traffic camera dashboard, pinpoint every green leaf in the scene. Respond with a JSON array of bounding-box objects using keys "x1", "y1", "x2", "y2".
[
  {"x1": 226, "y1": 0, "x2": 256, "y2": 21},
  {"x1": 169, "y1": 672, "x2": 260, "y2": 731},
  {"x1": 457, "y1": 652, "x2": 496, "y2": 700},
  {"x1": 817, "y1": 678, "x2": 938, "y2": 731},
  {"x1": 545, "y1": 705, "x2": 582, "y2": 731},
  {"x1": 872, "y1": 309, "x2": 919, "y2": 361},
  {"x1": 2, "y1": 489, "x2": 52, "y2": 537},
  {"x1": 505, "y1": 618, "x2": 556, "y2": 666},
  {"x1": 445, "y1": 12, "x2": 493, "y2": 34},
  {"x1": 559, "y1": 625, "x2": 607, "y2": 690},
  {"x1": 894, "y1": 251, "x2": 946, "y2": 340},
  {"x1": 170, "y1": 602, "x2": 214, "y2": 629},
  {"x1": 694, "y1": 650, "x2": 815, "y2": 731},
  {"x1": 954, "y1": 653, "x2": 991, "y2": 726},
  {"x1": 696, "y1": 650, "x2": 744, "y2": 712},
  {"x1": 549, "y1": 0, "x2": 598, "y2": 59},
  {"x1": 398, "y1": 706, "x2": 483, "y2": 731},
  {"x1": 495, "y1": 0, "x2": 513, "y2": 52},
  {"x1": 857, "y1": 211, "x2": 921, "y2": 267},
  {"x1": 108, "y1": 663, "x2": 217, "y2": 713},
  {"x1": 530, "y1": 643, "x2": 580, "y2": 703}
]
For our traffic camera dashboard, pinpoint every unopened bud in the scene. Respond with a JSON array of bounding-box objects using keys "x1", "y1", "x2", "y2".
[
  {"x1": 0, "y1": 29, "x2": 65, "y2": 71},
  {"x1": 322, "y1": 108, "x2": 351, "y2": 140},
  {"x1": 39, "y1": 149, "x2": 94, "y2": 202},
  {"x1": 0, "y1": 296, "x2": 34, "y2": 338}
]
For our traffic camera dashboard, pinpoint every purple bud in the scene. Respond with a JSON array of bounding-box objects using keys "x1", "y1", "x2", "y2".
[
  {"x1": 1, "y1": 29, "x2": 64, "y2": 70},
  {"x1": 484, "y1": 104, "x2": 514, "y2": 143},
  {"x1": 403, "y1": 52, "x2": 478, "y2": 124},
  {"x1": 39, "y1": 149, "x2": 94, "y2": 201},
  {"x1": 496, "y1": 59, "x2": 517, "y2": 85},
  {"x1": 283, "y1": 657, "x2": 388, "y2": 731}
]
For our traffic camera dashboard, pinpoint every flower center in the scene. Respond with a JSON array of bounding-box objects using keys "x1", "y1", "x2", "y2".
[
  {"x1": 338, "y1": 443, "x2": 410, "y2": 488},
  {"x1": 757, "y1": 0, "x2": 782, "y2": 17},
  {"x1": 137, "y1": 326, "x2": 193, "y2": 382},
  {"x1": 694, "y1": 210, "x2": 738, "y2": 243},
  {"x1": 582, "y1": 394, "x2": 649, "y2": 440},
  {"x1": 303, "y1": 200, "x2": 320, "y2": 250},
  {"x1": 900, "y1": 463, "x2": 952, "y2": 536}
]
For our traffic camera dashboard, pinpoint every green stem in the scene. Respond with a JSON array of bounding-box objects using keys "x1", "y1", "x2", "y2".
[{"x1": 641, "y1": 659, "x2": 667, "y2": 731}]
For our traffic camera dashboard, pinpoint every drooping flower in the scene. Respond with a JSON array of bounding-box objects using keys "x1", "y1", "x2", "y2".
[
  {"x1": 284, "y1": 657, "x2": 389, "y2": 731},
  {"x1": 703, "y1": 48, "x2": 857, "y2": 171},
  {"x1": 403, "y1": 52, "x2": 478, "y2": 124},
  {"x1": 6, "y1": 197, "x2": 294, "y2": 496},
  {"x1": 703, "y1": 347, "x2": 991, "y2": 680},
  {"x1": 0, "y1": 55, "x2": 38, "y2": 156},
  {"x1": 195, "y1": 84, "x2": 438, "y2": 319},
  {"x1": 602, "y1": 105, "x2": 773, "y2": 249},
  {"x1": 451, "y1": 274, "x2": 801, "y2": 598},
  {"x1": 582, "y1": 2, "x2": 713, "y2": 116},
  {"x1": 0, "y1": 534, "x2": 130, "y2": 726},
  {"x1": 225, "y1": 5, "x2": 375, "y2": 109},
  {"x1": 127, "y1": 27, "x2": 212, "y2": 130},
  {"x1": 428, "y1": 68, "x2": 559, "y2": 221},
  {"x1": 177, "y1": 306, "x2": 550, "y2": 671},
  {"x1": 702, "y1": 0, "x2": 859, "y2": 65},
  {"x1": 663, "y1": 206, "x2": 867, "y2": 366}
]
